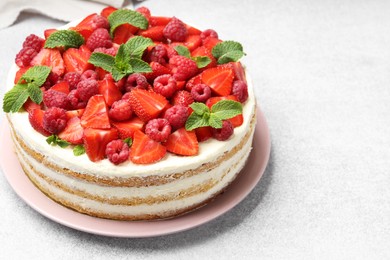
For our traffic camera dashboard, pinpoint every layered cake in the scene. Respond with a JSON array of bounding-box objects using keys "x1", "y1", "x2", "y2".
[{"x1": 4, "y1": 6, "x2": 257, "y2": 220}]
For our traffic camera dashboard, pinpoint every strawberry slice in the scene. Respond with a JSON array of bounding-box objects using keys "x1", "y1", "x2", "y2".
[
  {"x1": 206, "y1": 95, "x2": 243, "y2": 127},
  {"x1": 191, "y1": 46, "x2": 217, "y2": 70},
  {"x1": 195, "y1": 126, "x2": 213, "y2": 142},
  {"x1": 127, "y1": 88, "x2": 169, "y2": 122},
  {"x1": 98, "y1": 77, "x2": 122, "y2": 106},
  {"x1": 44, "y1": 29, "x2": 57, "y2": 39},
  {"x1": 58, "y1": 116, "x2": 84, "y2": 144},
  {"x1": 83, "y1": 128, "x2": 119, "y2": 162},
  {"x1": 201, "y1": 67, "x2": 234, "y2": 96},
  {"x1": 186, "y1": 24, "x2": 202, "y2": 35},
  {"x1": 65, "y1": 109, "x2": 85, "y2": 120},
  {"x1": 202, "y1": 37, "x2": 222, "y2": 51},
  {"x1": 164, "y1": 128, "x2": 199, "y2": 156},
  {"x1": 139, "y1": 26, "x2": 165, "y2": 42},
  {"x1": 80, "y1": 95, "x2": 110, "y2": 129},
  {"x1": 63, "y1": 45, "x2": 93, "y2": 74},
  {"x1": 51, "y1": 81, "x2": 70, "y2": 94},
  {"x1": 23, "y1": 98, "x2": 42, "y2": 113},
  {"x1": 111, "y1": 117, "x2": 145, "y2": 139},
  {"x1": 182, "y1": 35, "x2": 202, "y2": 51},
  {"x1": 70, "y1": 13, "x2": 99, "y2": 41},
  {"x1": 149, "y1": 16, "x2": 171, "y2": 26},
  {"x1": 185, "y1": 74, "x2": 202, "y2": 91},
  {"x1": 113, "y1": 23, "x2": 138, "y2": 44},
  {"x1": 28, "y1": 109, "x2": 50, "y2": 136},
  {"x1": 14, "y1": 66, "x2": 31, "y2": 84},
  {"x1": 31, "y1": 48, "x2": 65, "y2": 76},
  {"x1": 100, "y1": 6, "x2": 117, "y2": 18},
  {"x1": 129, "y1": 130, "x2": 166, "y2": 164},
  {"x1": 143, "y1": 61, "x2": 172, "y2": 81},
  {"x1": 219, "y1": 62, "x2": 247, "y2": 83}
]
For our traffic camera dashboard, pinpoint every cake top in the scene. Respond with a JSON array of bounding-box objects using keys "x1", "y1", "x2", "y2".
[{"x1": 3, "y1": 6, "x2": 249, "y2": 165}]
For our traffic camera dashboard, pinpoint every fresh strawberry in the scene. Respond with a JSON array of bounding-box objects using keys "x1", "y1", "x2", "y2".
[
  {"x1": 219, "y1": 62, "x2": 246, "y2": 83},
  {"x1": 50, "y1": 81, "x2": 70, "y2": 94},
  {"x1": 14, "y1": 66, "x2": 30, "y2": 84},
  {"x1": 172, "y1": 90, "x2": 194, "y2": 109},
  {"x1": 206, "y1": 95, "x2": 243, "y2": 127},
  {"x1": 182, "y1": 35, "x2": 202, "y2": 51},
  {"x1": 71, "y1": 13, "x2": 109, "y2": 41},
  {"x1": 30, "y1": 48, "x2": 65, "y2": 76},
  {"x1": 80, "y1": 95, "x2": 110, "y2": 129},
  {"x1": 149, "y1": 16, "x2": 171, "y2": 26},
  {"x1": 185, "y1": 74, "x2": 202, "y2": 91},
  {"x1": 63, "y1": 45, "x2": 93, "y2": 74},
  {"x1": 111, "y1": 117, "x2": 144, "y2": 139},
  {"x1": 58, "y1": 116, "x2": 84, "y2": 144},
  {"x1": 143, "y1": 61, "x2": 171, "y2": 81},
  {"x1": 28, "y1": 109, "x2": 51, "y2": 136},
  {"x1": 129, "y1": 130, "x2": 166, "y2": 164},
  {"x1": 65, "y1": 109, "x2": 85, "y2": 120},
  {"x1": 202, "y1": 36, "x2": 222, "y2": 51},
  {"x1": 201, "y1": 67, "x2": 234, "y2": 96},
  {"x1": 98, "y1": 77, "x2": 122, "y2": 107},
  {"x1": 23, "y1": 98, "x2": 42, "y2": 113},
  {"x1": 83, "y1": 128, "x2": 119, "y2": 162},
  {"x1": 191, "y1": 46, "x2": 217, "y2": 70},
  {"x1": 186, "y1": 24, "x2": 202, "y2": 35},
  {"x1": 164, "y1": 128, "x2": 199, "y2": 156},
  {"x1": 100, "y1": 6, "x2": 117, "y2": 18},
  {"x1": 113, "y1": 23, "x2": 138, "y2": 44},
  {"x1": 176, "y1": 80, "x2": 186, "y2": 90},
  {"x1": 127, "y1": 88, "x2": 169, "y2": 122},
  {"x1": 195, "y1": 126, "x2": 213, "y2": 142},
  {"x1": 44, "y1": 29, "x2": 57, "y2": 39},
  {"x1": 139, "y1": 26, "x2": 165, "y2": 42}
]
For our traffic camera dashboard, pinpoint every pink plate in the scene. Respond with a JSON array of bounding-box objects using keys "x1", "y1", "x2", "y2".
[{"x1": 0, "y1": 108, "x2": 270, "y2": 237}]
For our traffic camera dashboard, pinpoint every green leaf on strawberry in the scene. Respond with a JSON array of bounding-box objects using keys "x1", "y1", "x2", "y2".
[
  {"x1": 46, "y1": 135, "x2": 70, "y2": 148},
  {"x1": 108, "y1": 9, "x2": 149, "y2": 36},
  {"x1": 44, "y1": 30, "x2": 84, "y2": 49},
  {"x1": 212, "y1": 40, "x2": 245, "y2": 64},
  {"x1": 174, "y1": 45, "x2": 211, "y2": 69}
]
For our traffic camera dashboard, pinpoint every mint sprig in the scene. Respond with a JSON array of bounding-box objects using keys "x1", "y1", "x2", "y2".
[
  {"x1": 46, "y1": 135, "x2": 70, "y2": 148},
  {"x1": 44, "y1": 30, "x2": 84, "y2": 49},
  {"x1": 174, "y1": 45, "x2": 211, "y2": 68},
  {"x1": 3, "y1": 66, "x2": 51, "y2": 113},
  {"x1": 108, "y1": 9, "x2": 149, "y2": 36},
  {"x1": 185, "y1": 100, "x2": 243, "y2": 131},
  {"x1": 212, "y1": 41, "x2": 245, "y2": 64},
  {"x1": 124, "y1": 137, "x2": 133, "y2": 147},
  {"x1": 89, "y1": 36, "x2": 153, "y2": 81},
  {"x1": 73, "y1": 145, "x2": 85, "y2": 156}
]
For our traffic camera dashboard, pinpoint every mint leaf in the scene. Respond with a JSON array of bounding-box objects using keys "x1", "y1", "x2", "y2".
[
  {"x1": 193, "y1": 56, "x2": 211, "y2": 68},
  {"x1": 20, "y1": 66, "x2": 51, "y2": 87},
  {"x1": 211, "y1": 100, "x2": 243, "y2": 120},
  {"x1": 27, "y1": 84, "x2": 43, "y2": 104},
  {"x1": 124, "y1": 137, "x2": 133, "y2": 147},
  {"x1": 124, "y1": 36, "x2": 154, "y2": 59},
  {"x1": 209, "y1": 114, "x2": 223, "y2": 128},
  {"x1": 185, "y1": 113, "x2": 210, "y2": 131},
  {"x1": 46, "y1": 135, "x2": 70, "y2": 148},
  {"x1": 115, "y1": 44, "x2": 132, "y2": 72},
  {"x1": 108, "y1": 9, "x2": 149, "y2": 36},
  {"x1": 190, "y1": 102, "x2": 209, "y2": 116},
  {"x1": 73, "y1": 145, "x2": 85, "y2": 156},
  {"x1": 2, "y1": 84, "x2": 29, "y2": 113},
  {"x1": 174, "y1": 45, "x2": 191, "y2": 58},
  {"x1": 129, "y1": 58, "x2": 152, "y2": 73},
  {"x1": 44, "y1": 30, "x2": 84, "y2": 49},
  {"x1": 212, "y1": 40, "x2": 245, "y2": 64},
  {"x1": 89, "y1": 52, "x2": 116, "y2": 72}
]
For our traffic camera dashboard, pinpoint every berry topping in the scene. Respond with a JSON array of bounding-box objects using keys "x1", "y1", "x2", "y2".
[
  {"x1": 149, "y1": 44, "x2": 169, "y2": 64},
  {"x1": 15, "y1": 47, "x2": 38, "y2": 68},
  {"x1": 129, "y1": 130, "x2": 166, "y2": 164},
  {"x1": 153, "y1": 74, "x2": 177, "y2": 98},
  {"x1": 144, "y1": 61, "x2": 172, "y2": 81},
  {"x1": 77, "y1": 79, "x2": 99, "y2": 102},
  {"x1": 108, "y1": 99, "x2": 133, "y2": 121},
  {"x1": 22, "y1": 34, "x2": 45, "y2": 52},
  {"x1": 111, "y1": 117, "x2": 144, "y2": 139},
  {"x1": 31, "y1": 48, "x2": 65, "y2": 76},
  {"x1": 172, "y1": 90, "x2": 194, "y2": 108},
  {"x1": 43, "y1": 107, "x2": 68, "y2": 134},
  {"x1": 127, "y1": 88, "x2": 168, "y2": 122},
  {"x1": 163, "y1": 105, "x2": 188, "y2": 129},
  {"x1": 58, "y1": 116, "x2": 84, "y2": 145},
  {"x1": 201, "y1": 67, "x2": 234, "y2": 96},
  {"x1": 83, "y1": 128, "x2": 119, "y2": 162},
  {"x1": 145, "y1": 118, "x2": 172, "y2": 142},
  {"x1": 125, "y1": 73, "x2": 149, "y2": 92},
  {"x1": 136, "y1": 6, "x2": 151, "y2": 20},
  {"x1": 81, "y1": 69, "x2": 98, "y2": 81},
  {"x1": 28, "y1": 109, "x2": 51, "y2": 136},
  {"x1": 43, "y1": 89, "x2": 69, "y2": 109},
  {"x1": 80, "y1": 94, "x2": 110, "y2": 129},
  {"x1": 86, "y1": 28, "x2": 113, "y2": 51},
  {"x1": 164, "y1": 128, "x2": 199, "y2": 156},
  {"x1": 200, "y1": 29, "x2": 218, "y2": 40},
  {"x1": 63, "y1": 45, "x2": 93, "y2": 74},
  {"x1": 105, "y1": 139, "x2": 129, "y2": 165},
  {"x1": 98, "y1": 77, "x2": 122, "y2": 106},
  {"x1": 232, "y1": 80, "x2": 249, "y2": 103},
  {"x1": 93, "y1": 46, "x2": 118, "y2": 56},
  {"x1": 212, "y1": 120, "x2": 234, "y2": 141},
  {"x1": 191, "y1": 84, "x2": 211, "y2": 102},
  {"x1": 169, "y1": 55, "x2": 198, "y2": 81},
  {"x1": 42, "y1": 71, "x2": 61, "y2": 90},
  {"x1": 66, "y1": 89, "x2": 87, "y2": 109},
  {"x1": 163, "y1": 17, "x2": 188, "y2": 42},
  {"x1": 92, "y1": 15, "x2": 110, "y2": 30},
  {"x1": 63, "y1": 72, "x2": 81, "y2": 90}
]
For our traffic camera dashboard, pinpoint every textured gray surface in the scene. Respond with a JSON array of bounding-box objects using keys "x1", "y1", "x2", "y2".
[{"x1": 1, "y1": 0, "x2": 390, "y2": 259}]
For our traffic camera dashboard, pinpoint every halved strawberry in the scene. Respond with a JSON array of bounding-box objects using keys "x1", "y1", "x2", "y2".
[
  {"x1": 14, "y1": 66, "x2": 31, "y2": 84},
  {"x1": 202, "y1": 37, "x2": 222, "y2": 51},
  {"x1": 111, "y1": 117, "x2": 145, "y2": 139},
  {"x1": 65, "y1": 109, "x2": 85, "y2": 120},
  {"x1": 127, "y1": 88, "x2": 169, "y2": 122},
  {"x1": 186, "y1": 24, "x2": 202, "y2": 35},
  {"x1": 70, "y1": 13, "x2": 98, "y2": 41},
  {"x1": 149, "y1": 16, "x2": 171, "y2": 26},
  {"x1": 50, "y1": 81, "x2": 70, "y2": 94},
  {"x1": 63, "y1": 45, "x2": 93, "y2": 74},
  {"x1": 28, "y1": 109, "x2": 50, "y2": 136},
  {"x1": 201, "y1": 67, "x2": 234, "y2": 96},
  {"x1": 80, "y1": 95, "x2": 110, "y2": 129},
  {"x1": 98, "y1": 77, "x2": 122, "y2": 107},
  {"x1": 83, "y1": 128, "x2": 119, "y2": 162},
  {"x1": 219, "y1": 62, "x2": 246, "y2": 83},
  {"x1": 129, "y1": 130, "x2": 166, "y2": 164},
  {"x1": 58, "y1": 116, "x2": 84, "y2": 144},
  {"x1": 143, "y1": 61, "x2": 171, "y2": 81},
  {"x1": 191, "y1": 46, "x2": 217, "y2": 70},
  {"x1": 23, "y1": 98, "x2": 42, "y2": 113},
  {"x1": 101, "y1": 6, "x2": 117, "y2": 18},
  {"x1": 206, "y1": 95, "x2": 243, "y2": 127},
  {"x1": 164, "y1": 128, "x2": 199, "y2": 156},
  {"x1": 182, "y1": 35, "x2": 202, "y2": 51},
  {"x1": 31, "y1": 48, "x2": 65, "y2": 76},
  {"x1": 44, "y1": 29, "x2": 57, "y2": 39},
  {"x1": 139, "y1": 26, "x2": 165, "y2": 42},
  {"x1": 185, "y1": 74, "x2": 202, "y2": 91},
  {"x1": 113, "y1": 23, "x2": 138, "y2": 44},
  {"x1": 195, "y1": 126, "x2": 213, "y2": 142}
]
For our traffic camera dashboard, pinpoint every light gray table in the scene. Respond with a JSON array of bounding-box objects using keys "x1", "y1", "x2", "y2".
[{"x1": 1, "y1": 0, "x2": 389, "y2": 259}]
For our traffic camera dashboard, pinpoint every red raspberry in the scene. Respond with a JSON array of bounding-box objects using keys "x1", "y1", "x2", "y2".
[
  {"x1": 164, "y1": 105, "x2": 188, "y2": 129},
  {"x1": 43, "y1": 107, "x2": 68, "y2": 134},
  {"x1": 67, "y1": 89, "x2": 87, "y2": 109},
  {"x1": 232, "y1": 80, "x2": 249, "y2": 103},
  {"x1": 136, "y1": 7, "x2": 151, "y2": 20},
  {"x1": 191, "y1": 84, "x2": 211, "y2": 102},
  {"x1": 105, "y1": 139, "x2": 129, "y2": 165},
  {"x1": 94, "y1": 47, "x2": 117, "y2": 56},
  {"x1": 42, "y1": 72, "x2": 61, "y2": 90},
  {"x1": 149, "y1": 44, "x2": 169, "y2": 64},
  {"x1": 86, "y1": 28, "x2": 113, "y2": 51},
  {"x1": 145, "y1": 118, "x2": 172, "y2": 142},
  {"x1": 77, "y1": 79, "x2": 99, "y2": 102},
  {"x1": 169, "y1": 55, "x2": 198, "y2": 81},
  {"x1": 63, "y1": 72, "x2": 81, "y2": 90},
  {"x1": 124, "y1": 73, "x2": 149, "y2": 92},
  {"x1": 43, "y1": 89, "x2": 69, "y2": 109},
  {"x1": 153, "y1": 74, "x2": 177, "y2": 98},
  {"x1": 108, "y1": 99, "x2": 133, "y2": 121},
  {"x1": 15, "y1": 47, "x2": 37, "y2": 67},
  {"x1": 163, "y1": 17, "x2": 188, "y2": 42},
  {"x1": 81, "y1": 69, "x2": 98, "y2": 81},
  {"x1": 172, "y1": 90, "x2": 194, "y2": 107},
  {"x1": 23, "y1": 34, "x2": 44, "y2": 52},
  {"x1": 200, "y1": 29, "x2": 218, "y2": 40},
  {"x1": 212, "y1": 120, "x2": 234, "y2": 141},
  {"x1": 92, "y1": 15, "x2": 110, "y2": 30}
]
